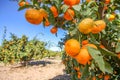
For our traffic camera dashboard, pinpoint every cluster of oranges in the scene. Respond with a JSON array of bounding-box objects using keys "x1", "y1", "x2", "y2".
[
  {"x1": 18, "y1": 0, "x2": 81, "y2": 34},
  {"x1": 18, "y1": 0, "x2": 113, "y2": 35},
  {"x1": 78, "y1": 18, "x2": 106, "y2": 34},
  {"x1": 64, "y1": 39, "x2": 113, "y2": 79},
  {"x1": 64, "y1": 39, "x2": 97, "y2": 65},
  {"x1": 18, "y1": 0, "x2": 59, "y2": 34}
]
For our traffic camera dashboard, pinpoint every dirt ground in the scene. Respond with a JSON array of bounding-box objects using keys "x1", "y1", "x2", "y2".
[{"x1": 0, "y1": 57, "x2": 70, "y2": 80}]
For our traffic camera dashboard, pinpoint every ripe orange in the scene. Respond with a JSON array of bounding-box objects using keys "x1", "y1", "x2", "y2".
[
  {"x1": 75, "y1": 48, "x2": 91, "y2": 65},
  {"x1": 92, "y1": 76, "x2": 96, "y2": 80},
  {"x1": 64, "y1": 9, "x2": 75, "y2": 20},
  {"x1": 83, "y1": 43, "x2": 97, "y2": 49},
  {"x1": 91, "y1": 20, "x2": 106, "y2": 34},
  {"x1": 44, "y1": 18, "x2": 50, "y2": 26},
  {"x1": 19, "y1": 1, "x2": 29, "y2": 7},
  {"x1": 25, "y1": 8, "x2": 43, "y2": 25},
  {"x1": 74, "y1": 67, "x2": 80, "y2": 71},
  {"x1": 108, "y1": 14, "x2": 115, "y2": 21},
  {"x1": 64, "y1": 0, "x2": 80, "y2": 7},
  {"x1": 64, "y1": 39, "x2": 80, "y2": 57},
  {"x1": 75, "y1": 43, "x2": 97, "y2": 65},
  {"x1": 99, "y1": 44, "x2": 105, "y2": 49},
  {"x1": 50, "y1": 6, "x2": 58, "y2": 17},
  {"x1": 105, "y1": 0, "x2": 110, "y2": 4},
  {"x1": 50, "y1": 26, "x2": 58, "y2": 34},
  {"x1": 82, "y1": 40, "x2": 89, "y2": 45},
  {"x1": 78, "y1": 18, "x2": 94, "y2": 34},
  {"x1": 39, "y1": 8, "x2": 48, "y2": 18},
  {"x1": 77, "y1": 72, "x2": 81, "y2": 79},
  {"x1": 98, "y1": 74, "x2": 103, "y2": 79},
  {"x1": 117, "y1": 53, "x2": 120, "y2": 59},
  {"x1": 86, "y1": 0, "x2": 91, "y2": 3},
  {"x1": 103, "y1": 6, "x2": 108, "y2": 10},
  {"x1": 104, "y1": 75, "x2": 110, "y2": 80}
]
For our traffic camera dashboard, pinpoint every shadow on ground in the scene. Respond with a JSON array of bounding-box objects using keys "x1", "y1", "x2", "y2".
[
  {"x1": 13, "y1": 60, "x2": 52, "y2": 68},
  {"x1": 50, "y1": 74, "x2": 71, "y2": 80},
  {"x1": 28, "y1": 60, "x2": 52, "y2": 66}
]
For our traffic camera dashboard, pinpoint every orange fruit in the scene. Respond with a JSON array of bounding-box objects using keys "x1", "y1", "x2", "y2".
[
  {"x1": 72, "y1": 19, "x2": 77, "y2": 23},
  {"x1": 83, "y1": 43, "x2": 97, "y2": 49},
  {"x1": 98, "y1": 74, "x2": 103, "y2": 79},
  {"x1": 103, "y1": 6, "x2": 108, "y2": 10},
  {"x1": 82, "y1": 40, "x2": 89, "y2": 45},
  {"x1": 44, "y1": 18, "x2": 50, "y2": 26},
  {"x1": 104, "y1": 75, "x2": 110, "y2": 80},
  {"x1": 91, "y1": 20, "x2": 106, "y2": 34},
  {"x1": 50, "y1": 6, "x2": 58, "y2": 17},
  {"x1": 25, "y1": 8, "x2": 43, "y2": 25},
  {"x1": 117, "y1": 53, "x2": 120, "y2": 59},
  {"x1": 105, "y1": 0, "x2": 110, "y2": 4},
  {"x1": 64, "y1": 9, "x2": 75, "y2": 20},
  {"x1": 64, "y1": 0, "x2": 80, "y2": 7},
  {"x1": 92, "y1": 76, "x2": 96, "y2": 80},
  {"x1": 99, "y1": 44, "x2": 105, "y2": 49},
  {"x1": 19, "y1": 1, "x2": 29, "y2": 7},
  {"x1": 77, "y1": 72, "x2": 81, "y2": 79},
  {"x1": 74, "y1": 67, "x2": 80, "y2": 71},
  {"x1": 108, "y1": 14, "x2": 115, "y2": 21},
  {"x1": 86, "y1": 0, "x2": 91, "y2": 3},
  {"x1": 39, "y1": 8, "x2": 48, "y2": 18},
  {"x1": 75, "y1": 43, "x2": 97, "y2": 65},
  {"x1": 64, "y1": 39, "x2": 80, "y2": 57},
  {"x1": 75, "y1": 48, "x2": 91, "y2": 65},
  {"x1": 78, "y1": 18, "x2": 94, "y2": 34},
  {"x1": 50, "y1": 26, "x2": 58, "y2": 34}
]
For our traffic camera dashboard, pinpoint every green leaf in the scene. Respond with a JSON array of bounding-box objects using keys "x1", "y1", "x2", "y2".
[
  {"x1": 81, "y1": 64, "x2": 89, "y2": 79},
  {"x1": 105, "y1": 61, "x2": 113, "y2": 74},
  {"x1": 87, "y1": 46, "x2": 105, "y2": 73},
  {"x1": 62, "y1": 4, "x2": 69, "y2": 13},
  {"x1": 115, "y1": 42, "x2": 120, "y2": 53},
  {"x1": 70, "y1": 28, "x2": 78, "y2": 36},
  {"x1": 43, "y1": 5, "x2": 55, "y2": 25},
  {"x1": 72, "y1": 4, "x2": 81, "y2": 11},
  {"x1": 51, "y1": 0, "x2": 59, "y2": 4},
  {"x1": 89, "y1": 33, "x2": 100, "y2": 45},
  {"x1": 18, "y1": 5, "x2": 33, "y2": 11},
  {"x1": 32, "y1": 0, "x2": 38, "y2": 5},
  {"x1": 87, "y1": 1, "x2": 96, "y2": 7},
  {"x1": 99, "y1": 47, "x2": 117, "y2": 56}
]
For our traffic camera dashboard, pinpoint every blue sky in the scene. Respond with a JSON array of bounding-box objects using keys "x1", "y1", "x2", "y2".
[{"x1": 0, "y1": 0, "x2": 66, "y2": 51}]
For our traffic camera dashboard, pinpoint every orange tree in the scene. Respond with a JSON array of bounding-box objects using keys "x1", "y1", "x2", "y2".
[
  {"x1": 0, "y1": 33, "x2": 47, "y2": 65},
  {"x1": 18, "y1": 0, "x2": 120, "y2": 79}
]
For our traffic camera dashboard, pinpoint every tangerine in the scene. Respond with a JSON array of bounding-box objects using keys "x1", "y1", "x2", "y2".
[
  {"x1": 44, "y1": 18, "x2": 50, "y2": 26},
  {"x1": 64, "y1": 0, "x2": 80, "y2": 7},
  {"x1": 39, "y1": 8, "x2": 48, "y2": 18},
  {"x1": 104, "y1": 75, "x2": 110, "y2": 80},
  {"x1": 64, "y1": 9, "x2": 75, "y2": 20},
  {"x1": 91, "y1": 20, "x2": 106, "y2": 34},
  {"x1": 50, "y1": 6, "x2": 58, "y2": 17},
  {"x1": 75, "y1": 48, "x2": 91, "y2": 65},
  {"x1": 105, "y1": 0, "x2": 110, "y2": 4},
  {"x1": 108, "y1": 14, "x2": 115, "y2": 21},
  {"x1": 50, "y1": 26, "x2": 58, "y2": 34},
  {"x1": 82, "y1": 40, "x2": 89, "y2": 45},
  {"x1": 25, "y1": 8, "x2": 43, "y2": 25},
  {"x1": 19, "y1": 1, "x2": 29, "y2": 7},
  {"x1": 65, "y1": 39, "x2": 80, "y2": 57},
  {"x1": 86, "y1": 0, "x2": 91, "y2": 3},
  {"x1": 83, "y1": 43, "x2": 97, "y2": 49},
  {"x1": 78, "y1": 18, "x2": 94, "y2": 34}
]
